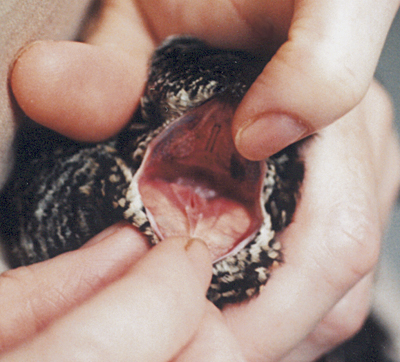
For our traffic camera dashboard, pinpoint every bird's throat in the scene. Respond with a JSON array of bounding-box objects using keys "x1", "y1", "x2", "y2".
[{"x1": 136, "y1": 99, "x2": 265, "y2": 261}]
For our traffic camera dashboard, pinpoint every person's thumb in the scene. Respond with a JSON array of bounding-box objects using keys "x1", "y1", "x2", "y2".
[{"x1": 233, "y1": 0, "x2": 399, "y2": 160}]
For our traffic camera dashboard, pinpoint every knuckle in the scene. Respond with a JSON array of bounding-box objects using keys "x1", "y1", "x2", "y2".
[
  {"x1": 315, "y1": 304, "x2": 369, "y2": 351},
  {"x1": 0, "y1": 265, "x2": 34, "y2": 294},
  {"x1": 0, "y1": 267, "x2": 41, "y2": 350},
  {"x1": 328, "y1": 198, "x2": 381, "y2": 279},
  {"x1": 331, "y1": 301, "x2": 369, "y2": 342},
  {"x1": 311, "y1": 278, "x2": 372, "y2": 353},
  {"x1": 310, "y1": 57, "x2": 366, "y2": 119},
  {"x1": 277, "y1": 37, "x2": 368, "y2": 124}
]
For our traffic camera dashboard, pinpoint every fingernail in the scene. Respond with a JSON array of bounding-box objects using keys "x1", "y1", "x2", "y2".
[
  {"x1": 185, "y1": 238, "x2": 212, "y2": 290},
  {"x1": 235, "y1": 113, "x2": 308, "y2": 160}
]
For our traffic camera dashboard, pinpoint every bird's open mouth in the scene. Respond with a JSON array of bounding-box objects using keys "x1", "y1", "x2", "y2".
[
  {"x1": 136, "y1": 99, "x2": 265, "y2": 262},
  {"x1": 2, "y1": 36, "x2": 303, "y2": 308}
]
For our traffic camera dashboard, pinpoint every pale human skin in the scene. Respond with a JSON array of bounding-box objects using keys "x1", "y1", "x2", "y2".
[
  {"x1": 0, "y1": 0, "x2": 92, "y2": 189},
  {"x1": 1, "y1": 0, "x2": 400, "y2": 361}
]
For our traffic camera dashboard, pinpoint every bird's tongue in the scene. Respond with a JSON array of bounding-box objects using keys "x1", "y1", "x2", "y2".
[{"x1": 137, "y1": 99, "x2": 265, "y2": 261}]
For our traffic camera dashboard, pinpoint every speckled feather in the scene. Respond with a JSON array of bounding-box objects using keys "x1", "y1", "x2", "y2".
[{"x1": 0, "y1": 36, "x2": 304, "y2": 308}]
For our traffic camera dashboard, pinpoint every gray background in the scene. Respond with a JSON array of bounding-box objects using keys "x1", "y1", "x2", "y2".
[
  {"x1": 373, "y1": 8, "x2": 400, "y2": 359},
  {"x1": 379, "y1": 11, "x2": 400, "y2": 255}
]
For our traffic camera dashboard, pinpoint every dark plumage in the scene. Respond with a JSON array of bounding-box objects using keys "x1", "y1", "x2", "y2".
[{"x1": 0, "y1": 36, "x2": 303, "y2": 308}]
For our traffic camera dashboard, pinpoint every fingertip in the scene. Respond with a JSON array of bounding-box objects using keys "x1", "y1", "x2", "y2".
[
  {"x1": 11, "y1": 40, "x2": 147, "y2": 142},
  {"x1": 232, "y1": 0, "x2": 390, "y2": 160},
  {"x1": 233, "y1": 112, "x2": 309, "y2": 160}
]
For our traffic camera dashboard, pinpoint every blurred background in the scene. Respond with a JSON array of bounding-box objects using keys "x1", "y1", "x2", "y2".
[{"x1": 373, "y1": 7, "x2": 400, "y2": 359}]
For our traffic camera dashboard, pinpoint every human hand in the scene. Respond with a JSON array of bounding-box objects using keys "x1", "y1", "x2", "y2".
[
  {"x1": 6, "y1": 1, "x2": 400, "y2": 360},
  {"x1": 11, "y1": 0, "x2": 399, "y2": 154},
  {"x1": 2, "y1": 80, "x2": 398, "y2": 362},
  {"x1": 0, "y1": 226, "x2": 216, "y2": 361},
  {"x1": 176, "y1": 81, "x2": 400, "y2": 362},
  {"x1": 221, "y1": 81, "x2": 400, "y2": 361}
]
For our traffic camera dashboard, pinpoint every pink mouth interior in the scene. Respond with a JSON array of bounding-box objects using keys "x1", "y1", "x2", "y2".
[{"x1": 137, "y1": 99, "x2": 265, "y2": 261}]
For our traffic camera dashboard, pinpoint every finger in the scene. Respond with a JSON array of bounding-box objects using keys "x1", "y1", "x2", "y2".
[
  {"x1": 281, "y1": 272, "x2": 374, "y2": 362},
  {"x1": 82, "y1": 0, "x2": 154, "y2": 56},
  {"x1": 10, "y1": 0, "x2": 154, "y2": 142},
  {"x1": 224, "y1": 87, "x2": 387, "y2": 361},
  {"x1": 3, "y1": 237, "x2": 212, "y2": 362},
  {"x1": 136, "y1": 0, "x2": 292, "y2": 52},
  {"x1": 10, "y1": 40, "x2": 145, "y2": 141},
  {"x1": 0, "y1": 223, "x2": 149, "y2": 352},
  {"x1": 174, "y1": 304, "x2": 246, "y2": 362},
  {"x1": 232, "y1": 0, "x2": 400, "y2": 160}
]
